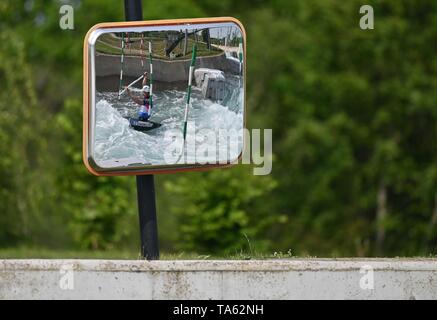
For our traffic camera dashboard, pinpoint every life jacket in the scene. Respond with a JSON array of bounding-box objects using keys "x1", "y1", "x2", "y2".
[{"x1": 140, "y1": 98, "x2": 150, "y2": 114}]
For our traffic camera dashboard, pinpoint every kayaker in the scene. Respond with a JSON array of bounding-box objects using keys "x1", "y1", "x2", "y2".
[{"x1": 126, "y1": 72, "x2": 152, "y2": 121}]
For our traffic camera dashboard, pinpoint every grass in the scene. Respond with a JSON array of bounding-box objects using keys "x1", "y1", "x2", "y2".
[
  {"x1": 0, "y1": 247, "x2": 298, "y2": 260},
  {"x1": 0, "y1": 247, "x2": 140, "y2": 260},
  {"x1": 2, "y1": 248, "x2": 434, "y2": 260},
  {"x1": 95, "y1": 41, "x2": 124, "y2": 56}
]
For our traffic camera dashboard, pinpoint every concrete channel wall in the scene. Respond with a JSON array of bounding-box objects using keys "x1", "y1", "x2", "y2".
[
  {"x1": 96, "y1": 52, "x2": 240, "y2": 82},
  {"x1": 1, "y1": 259, "x2": 437, "y2": 300}
]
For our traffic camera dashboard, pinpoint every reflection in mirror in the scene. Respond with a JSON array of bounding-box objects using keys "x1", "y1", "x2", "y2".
[{"x1": 87, "y1": 21, "x2": 245, "y2": 172}]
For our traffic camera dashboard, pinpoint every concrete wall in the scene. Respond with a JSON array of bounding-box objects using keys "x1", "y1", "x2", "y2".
[
  {"x1": 1, "y1": 259, "x2": 437, "y2": 300},
  {"x1": 96, "y1": 52, "x2": 240, "y2": 82}
]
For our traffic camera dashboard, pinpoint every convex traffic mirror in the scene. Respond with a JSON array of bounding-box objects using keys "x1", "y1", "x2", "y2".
[{"x1": 83, "y1": 18, "x2": 246, "y2": 176}]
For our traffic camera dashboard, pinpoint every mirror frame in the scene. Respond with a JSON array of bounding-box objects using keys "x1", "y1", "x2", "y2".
[{"x1": 83, "y1": 17, "x2": 246, "y2": 176}]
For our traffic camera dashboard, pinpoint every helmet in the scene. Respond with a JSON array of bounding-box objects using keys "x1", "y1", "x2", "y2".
[{"x1": 142, "y1": 85, "x2": 150, "y2": 93}]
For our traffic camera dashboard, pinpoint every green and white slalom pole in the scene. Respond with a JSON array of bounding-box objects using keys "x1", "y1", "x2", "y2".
[
  {"x1": 148, "y1": 41, "x2": 153, "y2": 109},
  {"x1": 118, "y1": 33, "x2": 126, "y2": 100},
  {"x1": 176, "y1": 44, "x2": 197, "y2": 164},
  {"x1": 183, "y1": 44, "x2": 197, "y2": 142}
]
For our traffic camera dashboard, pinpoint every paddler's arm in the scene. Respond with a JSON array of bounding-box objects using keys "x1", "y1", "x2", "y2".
[
  {"x1": 142, "y1": 72, "x2": 148, "y2": 87},
  {"x1": 126, "y1": 87, "x2": 143, "y2": 105}
]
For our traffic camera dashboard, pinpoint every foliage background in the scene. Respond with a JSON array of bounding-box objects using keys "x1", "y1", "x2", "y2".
[{"x1": 0, "y1": 0, "x2": 436, "y2": 257}]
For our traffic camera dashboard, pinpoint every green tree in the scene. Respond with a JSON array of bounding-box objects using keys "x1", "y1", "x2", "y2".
[
  {"x1": 246, "y1": 0, "x2": 437, "y2": 255},
  {"x1": 164, "y1": 167, "x2": 277, "y2": 254},
  {"x1": 0, "y1": 30, "x2": 60, "y2": 246},
  {"x1": 0, "y1": 0, "x2": 436, "y2": 257}
]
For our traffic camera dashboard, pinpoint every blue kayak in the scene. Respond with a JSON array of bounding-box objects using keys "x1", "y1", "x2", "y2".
[{"x1": 129, "y1": 118, "x2": 162, "y2": 132}]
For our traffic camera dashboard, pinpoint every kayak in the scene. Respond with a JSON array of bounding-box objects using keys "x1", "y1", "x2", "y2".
[{"x1": 129, "y1": 118, "x2": 162, "y2": 132}]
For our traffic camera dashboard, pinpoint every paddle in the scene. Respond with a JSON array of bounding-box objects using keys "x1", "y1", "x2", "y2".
[{"x1": 118, "y1": 74, "x2": 144, "y2": 96}]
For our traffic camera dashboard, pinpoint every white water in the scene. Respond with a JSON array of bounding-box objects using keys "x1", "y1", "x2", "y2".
[{"x1": 94, "y1": 78, "x2": 244, "y2": 167}]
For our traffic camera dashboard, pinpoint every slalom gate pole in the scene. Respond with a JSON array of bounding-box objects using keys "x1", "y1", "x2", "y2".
[
  {"x1": 182, "y1": 44, "x2": 197, "y2": 142},
  {"x1": 175, "y1": 44, "x2": 197, "y2": 165},
  {"x1": 238, "y1": 41, "x2": 243, "y2": 76},
  {"x1": 148, "y1": 41, "x2": 153, "y2": 109},
  {"x1": 140, "y1": 33, "x2": 145, "y2": 68},
  {"x1": 118, "y1": 33, "x2": 126, "y2": 99}
]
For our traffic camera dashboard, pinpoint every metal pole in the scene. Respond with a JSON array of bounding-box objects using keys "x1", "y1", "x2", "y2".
[
  {"x1": 124, "y1": 0, "x2": 143, "y2": 21},
  {"x1": 136, "y1": 174, "x2": 159, "y2": 260},
  {"x1": 124, "y1": 0, "x2": 159, "y2": 260}
]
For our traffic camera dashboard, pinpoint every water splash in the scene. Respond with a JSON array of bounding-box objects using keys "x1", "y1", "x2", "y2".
[{"x1": 94, "y1": 79, "x2": 244, "y2": 167}]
